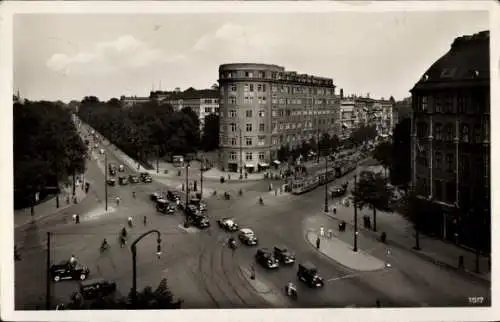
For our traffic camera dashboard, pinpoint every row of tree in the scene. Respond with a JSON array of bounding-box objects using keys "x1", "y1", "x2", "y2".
[
  {"x1": 276, "y1": 133, "x2": 341, "y2": 162},
  {"x1": 14, "y1": 101, "x2": 87, "y2": 209},
  {"x1": 348, "y1": 123, "x2": 378, "y2": 147},
  {"x1": 77, "y1": 97, "x2": 220, "y2": 166},
  {"x1": 65, "y1": 278, "x2": 182, "y2": 310}
]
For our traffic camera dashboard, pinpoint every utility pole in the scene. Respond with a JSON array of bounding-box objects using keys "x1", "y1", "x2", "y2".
[
  {"x1": 185, "y1": 162, "x2": 190, "y2": 206},
  {"x1": 46, "y1": 232, "x2": 51, "y2": 310},
  {"x1": 104, "y1": 153, "x2": 108, "y2": 211},
  {"x1": 200, "y1": 157, "x2": 204, "y2": 199},
  {"x1": 353, "y1": 173, "x2": 358, "y2": 252},
  {"x1": 72, "y1": 168, "x2": 76, "y2": 197},
  {"x1": 156, "y1": 146, "x2": 160, "y2": 174}
]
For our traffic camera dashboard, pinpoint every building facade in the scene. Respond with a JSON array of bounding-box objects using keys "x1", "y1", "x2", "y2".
[
  {"x1": 339, "y1": 99, "x2": 356, "y2": 140},
  {"x1": 218, "y1": 63, "x2": 339, "y2": 173},
  {"x1": 120, "y1": 95, "x2": 151, "y2": 108},
  {"x1": 410, "y1": 30, "x2": 490, "y2": 251},
  {"x1": 159, "y1": 88, "x2": 220, "y2": 130}
]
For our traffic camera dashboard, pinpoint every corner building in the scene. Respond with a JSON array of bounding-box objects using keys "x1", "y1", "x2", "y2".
[
  {"x1": 218, "y1": 63, "x2": 339, "y2": 173},
  {"x1": 410, "y1": 31, "x2": 490, "y2": 251}
]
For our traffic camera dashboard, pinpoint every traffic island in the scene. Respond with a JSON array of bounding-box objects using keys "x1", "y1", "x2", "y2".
[{"x1": 305, "y1": 231, "x2": 385, "y2": 272}]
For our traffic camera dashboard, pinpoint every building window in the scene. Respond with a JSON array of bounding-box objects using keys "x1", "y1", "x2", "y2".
[
  {"x1": 230, "y1": 123, "x2": 236, "y2": 132},
  {"x1": 434, "y1": 123, "x2": 442, "y2": 140},
  {"x1": 245, "y1": 137, "x2": 252, "y2": 146},
  {"x1": 445, "y1": 181, "x2": 456, "y2": 204},
  {"x1": 230, "y1": 84, "x2": 237, "y2": 92},
  {"x1": 444, "y1": 96, "x2": 454, "y2": 113},
  {"x1": 244, "y1": 84, "x2": 249, "y2": 92},
  {"x1": 258, "y1": 152, "x2": 265, "y2": 161},
  {"x1": 246, "y1": 123, "x2": 252, "y2": 132},
  {"x1": 229, "y1": 110, "x2": 236, "y2": 118},
  {"x1": 229, "y1": 96, "x2": 237, "y2": 104},
  {"x1": 457, "y1": 95, "x2": 466, "y2": 114},
  {"x1": 246, "y1": 110, "x2": 253, "y2": 118},
  {"x1": 258, "y1": 84, "x2": 263, "y2": 92},
  {"x1": 444, "y1": 124, "x2": 453, "y2": 141},
  {"x1": 245, "y1": 152, "x2": 252, "y2": 161},
  {"x1": 434, "y1": 180, "x2": 443, "y2": 201},
  {"x1": 461, "y1": 124, "x2": 470, "y2": 143},
  {"x1": 205, "y1": 108, "x2": 211, "y2": 113},
  {"x1": 421, "y1": 96, "x2": 428, "y2": 112},
  {"x1": 250, "y1": 84, "x2": 254, "y2": 92},
  {"x1": 245, "y1": 72, "x2": 249, "y2": 77},
  {"x1": 249, "y1": 72, "x2": 253, "y2": 78},
  {"x1": 474, "y1": 124, "x2": 481, "y2": 143},
  {"x1": 272, "y1": 85, "x2": 277, "y2": 93},
  {"x1": 259, "y1": 123, "x2": 265, "y2": 132},
  {"x1": 435, "y1": 151, "x2": 442, "y2": 169},
  {"x1": 257, "y1": 136, "x2": 265, "y2": 146},
  {"x1": 446, "y1": 153, "x2": 454, "y2": 173},
  {"x1": 435, "y1": 96, "x2": 442, "y2": 113},
  {"x1": 231, "y1": 138, "x2": 237, "y2": 145},
  {"x1": 258, "y1": 71, "x2": 265, "y2": 78},
  {"x1": 229, "y1": 152, "x2": 236, "y2": 160},
  {"x1": 417, "y1": 122, "x2": 428, "y2": 138}
]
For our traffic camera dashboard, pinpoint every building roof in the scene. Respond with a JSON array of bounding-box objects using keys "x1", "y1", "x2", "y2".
[
  {"x1": 165, "y1": 88, "x2": 219, "y2": 100},
  {"x1": 411, "y1": 30, "x2": 489, "y2": 92}
]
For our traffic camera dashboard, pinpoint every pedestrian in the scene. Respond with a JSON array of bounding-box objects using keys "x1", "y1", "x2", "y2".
[
  {"x1": 333, "y1": 207, "x2": 337, "y2": 215},
  {"x1": 143, "y1": 215, "x2": 147, "y2": 226},
  {"x1": 244, "y1": 172, "x2": 248, "y2": 179},
  {"x1": 250, "y1": 265, "x2": 255, "y2": 280},
  {"x1": 320, "y1": 226, "x2": 325, "y2": 238},
  {"x1": 75, "y1": 214, "x2": 80, "y2": 224},
  {"x1": 115, "y1": 196, "x2": 120, "y2": 206},
  {"x1": 72, "y1": 213, "x2": 77, "y2": 223},
  {"x1": 327, "y1": 228, "x2": 333, "y2": 239},
  {"x1": 316, "y1": 237, "x2": 321, "y2": 249},
  {"x1": 458, "y1": 255, "x2": 464, "y2": 269},
  {"x1": 70, "y1": 254, "x2": 77, "y2": 266}
]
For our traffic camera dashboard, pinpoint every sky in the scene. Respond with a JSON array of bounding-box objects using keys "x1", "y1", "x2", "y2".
[{"x1": 13, "y1": 10, "x2": 489, "y2": 102}]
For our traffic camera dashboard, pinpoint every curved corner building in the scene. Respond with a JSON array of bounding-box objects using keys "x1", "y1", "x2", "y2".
[{"x1": 218, "y1": 63, "x2": 340, "y2": 173}]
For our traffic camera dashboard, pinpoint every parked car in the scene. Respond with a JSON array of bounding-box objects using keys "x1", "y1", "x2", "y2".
[
  {"x1": 217, "y1": 218, "x2": 239, "y2": 232},
  {"x1": 150, "y1": 192, "x2": 162, "y2": 202},
  {"x1": 128, "y1": 175, "x2": 140, "y2": 183},
  {"x1": 238, "y1": 228, "x2": 258, "y2": 246},
  {"x1": 189, "y1": 198, "x2": 207, "y2": 212},
  {"x1": 297, "y1": 262, "x2": 324, "y2": 288},
  {"x1": 273, "y1": 245, "x2": 296, "y2": 265},
  {"x1": 255, "y1": 248, "x2": 279, "y2": 269},
  {"x1": 167, "y1": 190, "x2": 181, "y2": 202},
  {"x1": 156, "y1": 199, "x2": 176, "y2": 215},
  {"x1": 50, "y1": 260, "x2": 89, "y2": 282},
  {"x1": 185, "y1": 212, "x2": 210, "y2": 229},
  {"x1": 118, "y1": 176, "x2": 128, "y2": 185},
  {"x1": 140, "y1": 172, "x2": 152, "y2": 183},
  {"x1": 106, "y1": 178, "x2": 116, "y2": 186},
  {"x1": 79, "y1": 278, "x2": 116, "y2": 300}
]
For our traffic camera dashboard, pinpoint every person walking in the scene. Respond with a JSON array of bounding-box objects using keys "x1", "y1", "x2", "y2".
[
  {"x1": 143, "y1": 215, "x2": 147, "y2": 226},
  {"x1": 316, "y1": 237, "x2": 321, "y2": 250}
]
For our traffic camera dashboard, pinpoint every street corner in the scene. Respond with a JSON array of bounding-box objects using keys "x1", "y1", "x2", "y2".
[
  {"x1": 305, "y1": 231, "x2": 386, "y2": 272},
  {"x1": 238, "y1": 266, "x2": 290, "y2": 307}
]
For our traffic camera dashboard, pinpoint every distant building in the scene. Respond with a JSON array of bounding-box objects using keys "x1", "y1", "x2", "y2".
[
  {"x1": 161, "y1": 87, "x2": 220, "y2": 130},
  {"x1": 340, "y1": 99, "x2": 356, "y2": 139},
  {"x1": 218, "y1": 63, "x2": 340, "y2": 173},
  {"x1": 394, "y1": 97, "x2": 412, "y2": 123},
  {"x1": 120, "y1": 95, "x2": 151, "y2": 108},
  {"x1": 410, "y1": 30, "x2": 490, "y2": 250}
]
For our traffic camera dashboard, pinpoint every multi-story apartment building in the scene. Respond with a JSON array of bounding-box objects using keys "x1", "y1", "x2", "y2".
[
  {"x1": 410, "y1": 30, "x2": 490, "y2": 250},
  {"x1": 340, "y1": 98, "x2": 356, "y2": 140},
  {"x1": 394, "y1": 97, "x2": 412, "y2": 124},
  {"x1": 218, "y1": 63, "x2": 340, "y2": 173},
  {"x1": 161, "y1": 88, "x2": 220, "y2": 130}
]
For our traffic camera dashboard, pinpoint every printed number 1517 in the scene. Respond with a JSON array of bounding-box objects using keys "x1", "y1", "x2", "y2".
[{"x1": 468, "y1": 297, "x2": 485, "y2": 305}]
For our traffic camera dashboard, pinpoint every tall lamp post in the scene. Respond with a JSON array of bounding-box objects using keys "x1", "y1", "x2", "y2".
[
  {"x1": 104, "y1": 153, "x2": 108, "y2": 211},
  {"x1": 324, "y1": 151, "x2": 329, "y2": 212},
  {"x1": 131, "y1": 229, "x2": 162, "y2": 308},
  {"x1": 239, "y1": 126, "x2": 243, "y2": 179},
  {"x1": 185, "y1": 161, "x2": 190, "y2": 206},
  {"x1": 200, "y1": 157, "x2": 204, "y2": 199},
  {"x1": 353, "y1": 172, "x2": 358, "y2": 252}
]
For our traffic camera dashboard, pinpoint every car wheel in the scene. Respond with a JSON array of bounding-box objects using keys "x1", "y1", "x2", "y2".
[
  {"x1": 53, "y1": 275, "x2": 60, "y2": 282},
  {"x1": 80, "y1": 274, "x2": 87, "y2": 280}
]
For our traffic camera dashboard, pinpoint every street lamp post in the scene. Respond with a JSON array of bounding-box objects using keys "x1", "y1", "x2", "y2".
[
  {"x1": 239, "y1": 127, "x2": 243, "y2": 179},
  {"x1": 104, "y1": 153, "x2": 108, "y2": 211},
  {"x1": 324, "y1": 153, "x2": 329, "y2": 213},
  {"x1": 131, "y1": 229, "x2": 162, "y2": 308},
  {"x1": 156, "y1": 146, "x2": 160, "y2": 174},
  {"x1": 200, "y1": 157, "x2": 204, "y2": 199},
  {"x1": 353, "y1": 173, "x2": 358, "y2": 252},
  {"x1": 185, "y1": 161, "x2": 190, "y2": 206}
]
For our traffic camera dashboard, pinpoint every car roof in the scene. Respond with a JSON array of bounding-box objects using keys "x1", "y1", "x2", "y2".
[
  {"x1": 300, "y1": 261, "x2": 317, "y2": 270},
  {"x1": 157, "y1": 198, "x2": 167, "y2": 203},
  {"x1": 80, "y1": 278, "x2": 111, "y2": 286},
  {"x1": 222, "y1": 217, "x2": 234, "y2": 222},
  {"x1": 240, "y1": 228, "x2": 254, "y2": 234},
  {"x1": 274, "y1": 245, "x2": 288, "y2": 251},
  {"x1": 258, "y1": 248, "x2": 271, "y2": 253}
]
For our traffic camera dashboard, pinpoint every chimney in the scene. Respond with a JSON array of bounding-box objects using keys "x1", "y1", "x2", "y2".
[{"x1": 340, "y1": 88, "x2": 344, "y2": 99}]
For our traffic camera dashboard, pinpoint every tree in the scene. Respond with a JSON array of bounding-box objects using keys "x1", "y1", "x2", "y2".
[
  {"x1": 390, "y1": 117, "x2": 411, "y2": 188},
  {"x1": 277, "y1": 144, "x2": 290, "y2": 162},
  {"x1": 66, "y1": 278, "x2": 182, "y2": 310},
  {"x1": 201, "y1": 113, "x2": 219, "y2": 151},
  {"x1": 399, "y1": 188, "x2": 422, "y2": 250},
  {"x1": 318, "y1": 133, "x2": 331, "y2": 155},
  {"x1": 352, "y1": 171, "x2": 394, "y2": 232},
  {"x1": 372, "y1": 141, "x2": 392, "y2": 177}
]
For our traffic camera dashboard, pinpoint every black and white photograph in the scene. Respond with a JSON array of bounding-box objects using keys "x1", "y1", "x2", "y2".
[{"x1": 1, "y1": 1, "x2": 498, "y2": 321}]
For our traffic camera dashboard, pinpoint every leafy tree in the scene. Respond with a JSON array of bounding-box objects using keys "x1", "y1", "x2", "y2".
[
  {"x1": 372, "y1": 141, "x2": 392, "y2": 177},
  {"x1": 277, "y1": 144, "x2": 290, "y2": 162},
  {"x1": 352, "y1": 171, "x2": 394, "y2": 232},
  {"x1": 350, "y1": 123, "x2": 377, "y2": 147},
  {"x1": 201, "y1": 113, "x2": 219, "y2": 151},
  {"x1": 390, "y1": 117, "x2": 411, "y2": 188}
]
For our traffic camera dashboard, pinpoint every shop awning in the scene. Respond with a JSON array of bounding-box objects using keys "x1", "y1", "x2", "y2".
[
  {"x1": 273, "y1": 160, "x2": 281, "y2": 165},
  {"x1": 245, "y1": 164, "x2": 255, "y2": 168},
  {"x1": 258, "y1": 163, "x2": 270, "y2": 167}
]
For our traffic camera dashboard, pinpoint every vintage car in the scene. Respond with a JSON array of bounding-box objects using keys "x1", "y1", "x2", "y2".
[
  {"x1": 118, "y1": 176, "x2": 128, "y2": 185},
  {"x1": 79, "y1": 278, "x2": 116, "y2": 300},
  {"x1": 156, "y1": 199, "x2": 176, "y2": 215},
  {"x1": 106, "y1": 178, "x2": 116, "y2": 186},
  {"x1": 128, "y1": 175, "x2": 140, "y2": 184},
  {"x1": 329, "y1": 183, "x2": 348, "y2": 198},
  {"x1": 140, "y1": 172, "x2": 153, "y2": 183},
  {"x1": 297, "y1": 262, "x2": 324, "y2": 288},
  {"x1": 273, "y1": 245, "x2": 296, "y2": 265},
  {"x1": 188, "y1": 198, "x2": 207, "y2": 212},
  {"x1": 185, "y1": 212, "x2": 210, "y2": 229},
  {"x1": 238, "y1": 228, "x2": 258, "y2": 246},
  {"x1": 166, "y1": 190, "x2": 181, "y2": 202},
  {"x1": 50, "y1": 260, "x2": 90, "y2": 283},
  {"x1": 150, "y1": 192, "x2": 162, "y2": 202},
  {"x1": 184, "y1": 204, "x2": 201, "y2": 217},
  {"x1": 217, "y1": 218, "x2": 239, "y2": 232},
  {"x1": 255, "y1": 248, "x2": 279, "y2": 269}
]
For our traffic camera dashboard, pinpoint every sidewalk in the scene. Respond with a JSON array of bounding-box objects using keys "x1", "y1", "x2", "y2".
[
  {"x1": 14, "y1": 179, "x2": 88, "y2": 229},
  {"x1": 325, "y1": 203, "x2": 491, "y2": 281}
]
